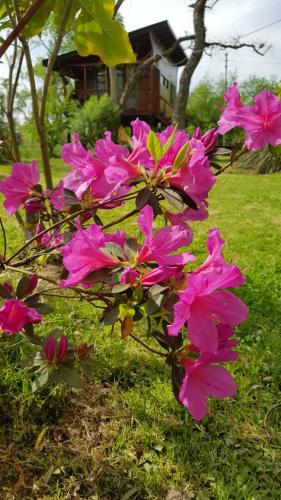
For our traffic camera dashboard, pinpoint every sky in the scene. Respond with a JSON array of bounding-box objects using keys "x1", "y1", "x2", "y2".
[
  {"x1": 119, "y1": 0, "x2": 281, "y2": 88},
  {"x1": 0, "y1": 0, "x2": 280, "y2": 90}
]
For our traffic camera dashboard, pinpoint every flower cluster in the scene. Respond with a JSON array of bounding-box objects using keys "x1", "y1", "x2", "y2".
[
  {"x1": 218, "y1": 83, "x2": 281, "y2": 150},
  {"x1": 1, "y1": 85, "x2": 280, "y2": 419}
]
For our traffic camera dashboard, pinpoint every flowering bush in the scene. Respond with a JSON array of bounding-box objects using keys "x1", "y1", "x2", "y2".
[{"x1": 0, "y1": 84, "x2": 280, "y2": 420}]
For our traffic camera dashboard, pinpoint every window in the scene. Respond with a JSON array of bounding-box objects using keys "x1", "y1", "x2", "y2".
[{"x1": 160, "y1": 75, "x2": 170, "y2": 89}]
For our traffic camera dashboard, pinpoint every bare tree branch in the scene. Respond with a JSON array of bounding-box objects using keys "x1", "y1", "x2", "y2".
[
  {"x1": 119, "y1": 34, "x2": 194, "y2": 107},
  {"x1": 205, "y1": 40, "x2": 269, "y2": 55}
]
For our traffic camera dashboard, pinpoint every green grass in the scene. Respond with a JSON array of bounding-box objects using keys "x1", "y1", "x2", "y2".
[{"x1": 0, "y1": 162, "x2": 281, "y2": 499}]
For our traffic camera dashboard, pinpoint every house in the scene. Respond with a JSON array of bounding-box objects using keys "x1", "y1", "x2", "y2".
[{"x1": 43, "y1": 20, "x2": 187, "y2": 125}]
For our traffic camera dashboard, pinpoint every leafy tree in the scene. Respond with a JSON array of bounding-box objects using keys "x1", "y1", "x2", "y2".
[
  {"x1": 0, "y1": 0, "x2": 136, "y2": 189},
  {"x1": 187, "y1": 77, "x2": 226, "y2": 132},
  {"x1": 70, "y1": 95, "x2": 120, "y2": 148}
]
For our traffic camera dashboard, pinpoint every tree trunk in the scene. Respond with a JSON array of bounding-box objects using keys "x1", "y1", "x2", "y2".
[
  {"x1": 173, "y1": 0, "x2": 207, "y2": 129},
  {"x1": 6, "y1": 112, "x2": 20, "y2": 161},
  {"x1": 109, "y1": 67, "x2": 119, "y2": 105}
]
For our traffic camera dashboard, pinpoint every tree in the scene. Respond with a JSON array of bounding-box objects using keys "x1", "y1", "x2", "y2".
[
  {"x1": 0, "y1": 0, "x2": 136, "y2": 189},
  {"x1": 173, "y1": 0, "x2": 268, "y2": 128},
  {"x1": 70, "y1": 95, "x2": 120, "y2": 148}
]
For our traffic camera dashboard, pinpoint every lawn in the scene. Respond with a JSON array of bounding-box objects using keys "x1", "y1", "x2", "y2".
[{"x1": 0, "y1": 162, "x2": 281, "y2": 499}]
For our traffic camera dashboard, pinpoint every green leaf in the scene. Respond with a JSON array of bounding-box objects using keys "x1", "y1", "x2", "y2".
[
  {"x1": 24, "y1": 293, "x2": 40, "y2": 307},
  {"x1": 172, "y1": 186, "x2": 198, "y2": 211},
  {"x1": 135, "y1": 187, "x2": 153, "y2": 210},
  {"x1": 16, "y1": 275, "x2": 31, "y2": 299},
  {"x1": 75, "y1": 0, "x2": 136, "y2": 66},
  {"x1": 112, "y1": 283, "x2": 131, "y2": 294},
  {"x1": 173, "y1": 141, "x2": 191, "y2": 172},
  {"x1": 149, "y1": 284, "x2": 169, "y2": 297},
  {"x1": 162, "y1": 125, "x2": 177, "y2": 155},
  {"x1": 23, "y1": 0, "x2": 56, "y2": 38},
  {"x1": 34, "y1": 302, "x2": 53, "y2": 315},
  {"x1": 32, "y1": 368, "x2": 50, "y2": 392},
  {"x1": 102, "y1": 305, "x2": 120, "y2": 325},
  {"x1": 102, "y1": 242, "x2": 124, "y2": 260},
  {"x1": 118, "y1": 303, "x2": 135, "y2": 321},
  {"x1": 133, "y1": 283, "x2": 143, "y2": 302},
  {"x1": 53, "y1": 367, "x2": 85, "y2": 389},
  {"x1": 158, "y1": 188, "x2": 184, "y2": 211},
  {"x1": 146, "y1": 130, "x2": 163, "y2": 163},
  {"x1": 124, "y1": 238, "x2": 139, "y2": 260}
]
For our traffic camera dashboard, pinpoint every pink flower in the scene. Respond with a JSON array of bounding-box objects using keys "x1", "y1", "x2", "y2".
[
  {"x1": 61, "y1": 134, "x2": 134, "y2": 204},
  {"x1": 121, "y1": 268, "x2": 139, "y2": 285},
  {"x1": 165, "y1": 202, "x2": 208, "y2": 227},
  {"x1": 218, "y1": 84, "x2": 281, "y2": 151},
  {"x1": 179, "y1": 354, "x2": 237, "y2": 420},
  {"x1": 0, "y1": 299, "x2": 42, "y2": 334},
  {"x1": 60, "y1": 224, "x2": 122, "y2": 288},
  {"x1": 41, "y1": 230, "x2": 64, "y2": 248},
  {"x1": 24, "y1": 197, "x2": 43, "y2": 214},
  {"x1": 136, "y1": 205, "x2": 194, "y2": 266},
  {"x1": 192, "y1": 127, "x2": 218, "y2": 153},
  {"x1": 235, "y1": 90, "x2": 281, "y2": 150},
  {"x1": 217, "y1": 82, "x2": 243, "y2": 135},
  {"x1": 0, "y1": 161, "x2": 40, "y2": 213},
  {"x1": 49, "y1": 181, "x2": 71, "y2": 211},
  {"x1": 43, "y1": 335, "x2": 68, "y2": 362},
  {"x1": 168, "y1": 229, "x2": 248, "y2": 352},
  {"x1": 169, "y1": 146, "x2": 216, "y2": 210}
]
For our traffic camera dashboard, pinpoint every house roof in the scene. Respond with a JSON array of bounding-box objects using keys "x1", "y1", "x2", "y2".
[{"x1": 43, "y1": 20, "x2": 187, "y2": 71}]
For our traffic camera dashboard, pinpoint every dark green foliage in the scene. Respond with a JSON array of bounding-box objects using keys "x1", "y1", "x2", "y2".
[{"x1": 70, "y1": 95, "x2": 121, "y2": 148}]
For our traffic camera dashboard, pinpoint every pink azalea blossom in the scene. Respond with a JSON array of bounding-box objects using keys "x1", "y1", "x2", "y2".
[
  {"x1": 61, "y1": 205, "x2": 195, "y2": 289},
  {"x1": 235, "y1": 90, "x2": 281, "y2": 150},
  {"x1": 61, "y1": 120, "x2": 216, "y2": 215},
  {"x1": 217, "y1": 82, "x2": 243, "y2": 135},
  {"x1": 179, "y1": 353, "x2": 237, "y2": 420},
  {"x1": 41, "y1": 230, "x2": 64, "y2": 248},
  {"x1": 43, "y1": 335, "x2": 68, "y2": 362},
  {"x1": 192, "y1": 127, "x2": 218, "y2": 153},
  {"x1": 60, "y1": 224, "x2": 122, "y2": 288},
  {"x1": 168, "y1": 229, "x2": 248, "y2": 352},
  {"x1": 24, "y1": 197, "x2": 43, "y2": 214},
  {"x1": 61, "y1": 133, "x2": 135, "y2": 204},
  {"x1": 49, "y1": 181, "x2": 71, "y2": 211},
  {"x1": 0, "y1": 161, "x2": 40, "y2": 213},
  {"x1": 0, "y1": 299, "x2": 42, "y2": 334},
  {"x1": 218, "y1": 85, "x2": 281, "y2": 150},
  {"x1": 137, "y1": 205, "x2": 194, "y2": 266}
]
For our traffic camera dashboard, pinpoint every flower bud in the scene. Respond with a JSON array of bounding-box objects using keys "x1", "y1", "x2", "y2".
[
  {"x1": 201, "y1": 128, "x2": 218, "y2": 153},
  {"x1": 24, "y1": 197, "x2": 43, "y2": 214}
]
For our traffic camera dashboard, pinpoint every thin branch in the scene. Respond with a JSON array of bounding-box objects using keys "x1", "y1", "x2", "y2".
[
  {"x1": 5, "y1": 188, "x2": 143, "y2": 265},
  {"x1": 103, "y1": 207, "x2": 140, "y2": 230},
  {"x1": 205, "y1": 40, "x2": 269, "y2": 56},
  {"x1": 130, "y1": 333, "x2": 167, "y2": 358},
  {"x1": 0, "y1": 217, "x2": 7, "y2": 261},
  {"x1": 120, "y1": 34, "x2": 194, "y2": 107}
]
